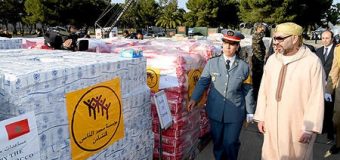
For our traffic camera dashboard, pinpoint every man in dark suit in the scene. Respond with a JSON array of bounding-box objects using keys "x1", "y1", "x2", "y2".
[
  {"x1": 187, "y1": 30, "x2": 255, "y2": 160},
  {"x1": 316, "y1": 30, "x2": 336, "y2": 143}
]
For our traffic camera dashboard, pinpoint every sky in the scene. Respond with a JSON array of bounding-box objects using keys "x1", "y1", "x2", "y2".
[{"x1": 178, "y1": 0, "x2": 188, "y2": 10}]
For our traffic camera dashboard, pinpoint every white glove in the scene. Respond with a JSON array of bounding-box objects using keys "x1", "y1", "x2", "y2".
[
  {"x1": 246, "y1": 114, "x2": 254, "y2": 123},
  {"x1": 325, "y1": 93, "x2": 332, "y2": 102}
]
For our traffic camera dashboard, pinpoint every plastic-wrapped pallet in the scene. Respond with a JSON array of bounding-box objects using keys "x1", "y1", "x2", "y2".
[
  {"x1": 199, "y1": 108, "x2": 210, "y2": 137},
  {"x1": 21, "y1": 37, "x2": 45, "y2": 49},
  {"x1": 50, "y1": 38, "x2": 215, "y2": 159},
  {"x1": 89, "y1": 85, "x2": 153, "y2": 160},
  {"x1": 140, "y1": 42, "x2": 205, "y2": 160},
  {"x1": 89, "y1": 38, "x2": 216, "y2": 160},
  {"x1": 0, "y1": 49, "x2": 152, "y2": 160},
  {"x1": 0, "y1": 38, "x2": 22, "y2": 49},
  {"x1": 152, "y1": 109, "x2": 200, "y2": 160}
]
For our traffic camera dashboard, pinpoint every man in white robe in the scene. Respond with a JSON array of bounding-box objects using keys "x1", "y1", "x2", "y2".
[{"x1": 254, "y1": 22, "x2": 325, "y2": 160}]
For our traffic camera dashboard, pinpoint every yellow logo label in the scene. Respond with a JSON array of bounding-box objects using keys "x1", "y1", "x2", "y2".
[
  {"x1": 66, "y1": 78, "x2": 124, "y2": 160},
  {"x1": 147, "y1": 67, "x2": 160, "y2": 93},
  {"x1": 188, "y1": 68, "x2": 207, "y2": 106}
]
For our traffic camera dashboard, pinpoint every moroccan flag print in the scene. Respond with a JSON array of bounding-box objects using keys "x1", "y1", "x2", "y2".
[{"x1": 5, "y1": 119, "x2": 30, "y2": 140}]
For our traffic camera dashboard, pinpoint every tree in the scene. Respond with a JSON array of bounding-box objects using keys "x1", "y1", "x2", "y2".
[
  {"x1": 120, "y1": 0, "x2": 159, "y2": 29},
  {"x1": 41, "y1": 0, "x2": 63, "y2": 26},
  {"x1": 324, "y1": 3, "x2": 340, "y2": 25},
  {"x1": 216, "y1": 0, "x2": 240, "y2": 28},
  {"x1": 0, "y1": 0, "x2": 15, "y2": 30},
  {"x1": 239, "y1": 0, "x2": 332, "y2": 27},
  {"x1": 24, "y1": 0, "x2": 44, "y2": 25},
  {"x1": 0, "y1": 0, "x2": 25, "y2": 34},
  {"x1": 120, "y1": 2, "x2": 139, "y2": 28},
  {"x1": 159, "y1": 0, "x2": 169, "y2": 7},
  {"x1": 60, "y1": 0, "x2": 109, "y2": 27},
  {"x1": 136, "y1": 0, "x2": 160, "y2": 28},
  {"x1": 239, "y1": 0, "x2": 294, "y2": 24},
  {"x1": 156, "y1": 0, "x2": 184, "y2": 29},
  {"x1": 290, "y1": 0, "x2": 332, "y2": 27},
  {"x1": 184, "y1": 0, "x2": 219, "y2": 27},
  {"x1": 24, "y1": 0, "x2": 109, "y2": 27}
]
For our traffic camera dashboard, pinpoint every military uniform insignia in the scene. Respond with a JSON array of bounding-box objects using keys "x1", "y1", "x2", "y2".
[
  {"x1": 227, "y1": 30, "x2": 234, "y2": 36},
  {"x1": 211, "y1": 73, "x2": 220, "y2": 81},
  {"x1": 234, "y1": 61, "x2": 238, "y2": 67}
]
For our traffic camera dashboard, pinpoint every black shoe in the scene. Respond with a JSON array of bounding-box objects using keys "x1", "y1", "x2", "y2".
[
  {"x1": 327, "y1": 138, "x2": 335, "y2": 144},
  {"x1": 329, "y1": 145, "x2": 340, "y2": 154},
  {"x1": 327, "y1": 135, "x2": 334, "y2": 141},
  {"x1": 326, "y1": 139, "x2": 334, "y2": 144}
]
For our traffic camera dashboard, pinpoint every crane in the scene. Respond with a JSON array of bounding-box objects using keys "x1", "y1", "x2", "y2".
[{"x1": 94, "y1": 0, "x2": 135, "y2": 38}]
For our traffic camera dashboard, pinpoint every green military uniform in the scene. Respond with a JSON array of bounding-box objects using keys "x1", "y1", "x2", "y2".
[{"x1": 251, "y1": 31, "x2": 266, "y2": 100}]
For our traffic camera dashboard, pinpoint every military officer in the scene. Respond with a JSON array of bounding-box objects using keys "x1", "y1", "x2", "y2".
[
  {"x1": 187, "y1": 29, "x2": 255, "y2": 160},
  {"x1": 251, "y1": 23, "x2": 266, "y2": 100}
]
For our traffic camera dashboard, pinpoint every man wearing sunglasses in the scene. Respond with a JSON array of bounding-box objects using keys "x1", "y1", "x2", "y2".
[
  {"x1": 254, "y1": 22, "x2": 325, "y2": 160},
  {"x1": 187, "y1": 29, "x2": 255, "y2": 160}
]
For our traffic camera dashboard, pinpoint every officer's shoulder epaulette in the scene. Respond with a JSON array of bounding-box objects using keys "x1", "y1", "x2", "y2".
[
  {"x1": 235, "y1": 55, "x2": 247, "y2": 63},
  {"x1": 209, "y1": 54, "x2": 222, "y2": 60}
]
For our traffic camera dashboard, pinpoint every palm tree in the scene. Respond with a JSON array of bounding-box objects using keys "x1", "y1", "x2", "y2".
[{"x1": 156, "y1": 1, "x2": 184, "y2": 30}]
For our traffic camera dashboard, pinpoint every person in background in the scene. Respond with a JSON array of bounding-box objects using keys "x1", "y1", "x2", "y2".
[
  {"x1": 0, "y1": 29, "x2": 12, "y2": 38},
  {"x1": 83, "y1": 30, "x2": 91, "y2": 38},
  {"x1": 264, "y1": 39, "x2": 274, "y2": 63},
  {"x1": 254, "y1": 22, "x2": 325, "y2": 159},
  {"x1": 123, "y1": 30, "x2": 130, "y2": 38},
  {"x1": 313, "y1": 31, "x2": 318, "y2": 44},
  {"x1": 316, "y1": 30, "x2": 336, "y2": 145},
  {"x1": 251, "y1": 23, "x2": 266, "y2": 101},
  {"x1": 62, "y1": 24, "x2": 80, "y2": 51},
  {"x1": 187, "y1": 29, "x2": 255, "y2": 160},
  {"x1": 36, "y1": 28, "x2": 43, "y2": 37},
  {"x1": 325, "y1": 43, "x2": 340, "y2": 155},
  {"x1": 136, "y1": 30, "x2": 143, "y2": 40}
]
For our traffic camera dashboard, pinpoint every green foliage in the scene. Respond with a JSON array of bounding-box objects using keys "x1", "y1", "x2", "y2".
[
  {"x1": 159, "y1": 0, "x2": 169, "y2": 7},
  {"x1": 0, "y1": 0, "x2": 24, "y2": 25},
  {"x1": 325, "y1": 3, "x2": 340, "y2": 25},
  {"x1": 61, "y1": 0, "x2": 109, "y2": 27},
  {"x1": 24, "y1": 0, "x2": 44, "y2": 25},
  {"x1": 120, "y1": 0, "x2": 160, "y2": 29},
  {"x1": 120, "y1": 2, "x2": 139, "y2": 28},
  {"x1": 184, "y1": 0, "x2": 239, "y2": 28},
  {"x1": 216, "y1": 0, "x2": 240, "y2": 28},
  {"x1": 239, "y1": 0, "x2": 292, "y2": 24},
  {"x1": 184, "y1": 0, "x2": 219, "y2": 27},
  {"x1": 37, "y1": 0, "x2": 109, "y2": 26},
  {"x1": 137, "y1": 0, "x2": 160, "y2": 28},
  {"x1": 239, "y1": 0, "x2": 332, "y2": 27},
  {"x1": 290, "y1": 0, "x2": 332, "y2": 27},
  {"x1": 0, "y1": 0, "x2": 337, "y2": 32},
  {"x1": 41, "y1": 0, "x2": 62, "y2": 25},
  {"x1": 156, "y1": 0, "x2": 184, "y2": 29}
]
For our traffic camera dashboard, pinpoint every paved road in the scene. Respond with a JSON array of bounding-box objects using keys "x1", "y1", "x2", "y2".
[
  {"x1": 196, "y1": 40, "x2": 336, "y2": 160},
  {"x1": 196, "y1": 123, "x2": 340, "y2": 160},
  {"x1": 305, "y1": 39, "x2": 323, "y2": 49}
]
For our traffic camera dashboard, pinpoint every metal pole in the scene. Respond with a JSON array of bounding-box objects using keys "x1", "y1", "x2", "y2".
[{"x1": 159, "y1": 125, "x2": 162, "y2": 160}]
